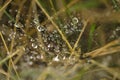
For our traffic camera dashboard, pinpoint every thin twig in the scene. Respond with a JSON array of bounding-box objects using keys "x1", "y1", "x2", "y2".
[
  {"x1": 83, "y1": 39, "x2": 120, "y2": 58},
  {"x1": 0, "y1": 0, "x2": 12, "y2": 12},
  {"x1": 10, "y1": 59, "x2": 21, "y2": 80},
  {"x1": 0, "y1": 47, "x2": 24, "y2": 65},
  {"x1": 93, "y1": 46, "x2": 120, "y2": 57},
  {"x1": 91, "y1": 60, "x2": 120, "y2": 79},
  {"x1": 0, "y1": 32, "x2": 9, "y2": 54},
  {"x1": 72, "y1": 20, "x2": 88, "y2": 54}
]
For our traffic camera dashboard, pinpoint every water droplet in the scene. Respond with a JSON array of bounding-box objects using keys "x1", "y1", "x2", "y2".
[
  {"x1": 53, "y1": 30, "x2": 57, "y2": 34},
  {"x1": 63, "y1": 25, "x2": 68, "y2": 29},
  {"x1": 14, "y1": 22, "x2": 24, "y2": 28},
  {"x1": 30, "y1": 38, "x2": 35, "y2": 42},
  {"x1": 51, "y1": 37, "x2": 55, "y2": 42},
  {"x1": 40, "y1": 54, "x2": 44, "y2": 59},
  {"x1": 59, "y1": 24, "x2": 63, "y2": 27},
  {"x1": 113, "y1": 31, "x2": 117, "y2": 35},
  {"x1": 7, "y1": 52, "x2": 10, "y2": 55},
  {"x1": 109, "y1": 34, "x2": 115, "y2": 39},
  {"x1": 41, "y1": 46, "x2": 45, "y2": 50},
  {"x1": 63, "y1": 56, "x2": 66, "y2": 60},
  {"x1": 7, "y1": 38, "x2": 11, "y2": 41},
  {"x1": 28, "y1": 61, "x2": 33, "y2": 65},
  {"x1": 9, "y1": 9, "x2": 12, "y2": 12},
  {"x1": 54, "y1": 45, "x2": 60, "y2": 53},
  {"x1": 116, "y1": 27, "x2": 120, "y2": 31},
  {"x1": 49, "y1": 34, "x2": 53, "y2": 38},
  {"x1": 65, "y1": 29, "x2": 69, "y2": 34},
  {"x1": 37, "y1": 25, "x2": 44, "y2": 32},
  {"x1": 32, "y1": 10, "x2": 35, "y2": 13},
  {"x1": 15, "y1": 9, "x2": 18, "y2": 12},
  {"x1": 78, "y1": 22, "x2": 82, "y2": 27},
  {"x1": 33, "y1": 18, "x2": 39, "y2": 24},
  {"x1": 72, "y1": 17, "x2": 79, "y2": 24},
  {"x1": 55, "y1": 34, "x2": 60, "y2": 38},
  {"x1": 76, "y1": 29, "x2": 82, "y2": 32},
  {"x1": 62, "y1": 48, "x2": 68, "y2": 53},
  {"x1": 30, "y1": 56, "x2": 33, "y2": 59},
  {"x1": 47, "y1": 37, "x2": 51, "y2": 41},
  {"x1": 32, "y1": 43, "x2": 38, "y2": 49},
  {"x1": 36, "y1": 55, "x2": 41, "y2": 59},
  {"x1": 9, "y1": 32, "x2": 16, "y2": 39},
  {"x1": 8, "y1": 20, "x2": 13, "y2": 26},
  {"x1": 69, "y1": 30, "x2": 73, "y2": 34},
  {"x1": 43, "y1": 38, "x2": 47, "y2": 42},
  {"x1": 71, "y1": 27, "x2": 75, "y2": 31},
  {"x1": 31, "y1": 51, "x2": 38, "y2": 55},
  {"x1": 48, "y1": 43, "x2": 54, "y2": 48},
  {"x1": 39, "y1": 44, "x2": 42, "y2": 47},
  {"x1": 53, "y1": 55, "x2": 60, "y2": 62}
]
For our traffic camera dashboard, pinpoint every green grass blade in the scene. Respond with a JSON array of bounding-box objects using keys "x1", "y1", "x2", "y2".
[
  {"x1": 4, "y1": 10, "x2": 15, "y2": 22},
  {"x1": 88, "y1": 24, "x2": 96, "y2": 51}
]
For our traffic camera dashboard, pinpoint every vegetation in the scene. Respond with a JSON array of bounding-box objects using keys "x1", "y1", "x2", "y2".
[{"x1": 0, "y1": 0, "x2": 120, "y2": 80}]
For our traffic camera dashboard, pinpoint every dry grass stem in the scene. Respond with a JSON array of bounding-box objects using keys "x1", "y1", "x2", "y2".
[
  {"x1": 91, "y1": 60, "x2": 120, "y2": 79},
  {"x1": 0, "y1": 32, "x2": 9, "y2": 54},
  {"x1": 0, "y1": 0, "x2": 12, "y2": 12},
  {"x1": 0, "y1": 69, "x2": 10, "y2": 77},
  {"x1": 0, "y1": 46, "x2": 24, "y2": 65},
  {"x1": 72, "y1": 20, "x2": 88, "y2": 55},
  {"x1": 84, "y1": 39, "x2": 120, "y2": 58}
]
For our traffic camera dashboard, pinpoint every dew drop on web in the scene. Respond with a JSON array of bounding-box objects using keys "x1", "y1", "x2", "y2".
[
  {"x1": 37, "y1": 25, "x2": 44, "y2": 32},
  {"x1": 53, "y1": 55, "x2": 60, "y2": 62},
  {"x1": 32, "y1": 43, "x2": 38, "y2": 49},
  {"x1": 72, "y1": 17, "x2": 79, "y2": 24}
]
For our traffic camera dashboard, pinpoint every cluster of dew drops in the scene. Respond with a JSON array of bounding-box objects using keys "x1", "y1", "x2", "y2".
[
  {"x1": 2, "y1": 15, "x2": 83, "y2": 67},
  {"x1": 2, "y1": 15, "x2": 120, "y2": 67},
  {"x1": 109, "y1": 26, "x2": 120, "y2": 40},
  {"x1": 9, "y1": 14, "x2": 120, "y2": 67},
  {"x1": 61, "y1": 17, "x2": 83, "y2": 46},
  {"x1": 26, "y1": 16, "x2": 120, "y2": 66},
  {"x1": 22, "y1": 16, "x2": 84, "y2": 66}
]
